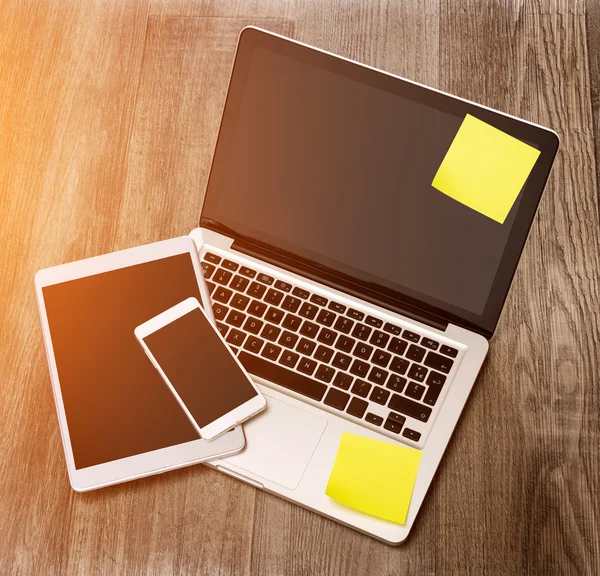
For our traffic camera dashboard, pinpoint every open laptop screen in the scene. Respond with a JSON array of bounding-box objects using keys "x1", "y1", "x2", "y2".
[{"x1": 202, "y1": 28, "x2": 558, "y2": 336}]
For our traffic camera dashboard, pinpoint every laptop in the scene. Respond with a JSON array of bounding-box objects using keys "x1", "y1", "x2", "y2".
[{"x1": 189, "y1": 27, "x2": 559, "y2": 544}]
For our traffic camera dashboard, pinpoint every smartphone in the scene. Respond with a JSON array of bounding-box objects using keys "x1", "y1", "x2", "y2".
[{"x1": 135, "y1": 297, "x2": 266, "y2": 440}]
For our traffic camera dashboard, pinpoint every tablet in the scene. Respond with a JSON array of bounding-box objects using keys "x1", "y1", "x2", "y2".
[{"x1": 35, "y1": 237, "x2": 245, "y2": 491}]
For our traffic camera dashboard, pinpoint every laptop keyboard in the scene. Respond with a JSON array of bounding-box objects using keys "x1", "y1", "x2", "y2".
[{"x1": 201, "y1": 250, "x2": 461, "y2": 445}]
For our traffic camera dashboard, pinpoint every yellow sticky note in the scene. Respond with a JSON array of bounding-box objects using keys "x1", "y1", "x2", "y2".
[
  {"x1": 432, "y1": 114, "x2": 541, "y2": 224},
  {"x1": 325, "y1": 433, "x2": 422, "y2": 525}
]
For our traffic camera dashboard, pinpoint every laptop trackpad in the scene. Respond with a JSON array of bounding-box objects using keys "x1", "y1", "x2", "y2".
[{"x1": 222, "y1": 394, "x2": 327, "y2": 490}]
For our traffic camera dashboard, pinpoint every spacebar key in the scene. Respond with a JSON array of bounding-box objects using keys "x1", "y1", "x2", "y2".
[{"x1": 238, "y1": 351, "x2": 327, "y2": 401}]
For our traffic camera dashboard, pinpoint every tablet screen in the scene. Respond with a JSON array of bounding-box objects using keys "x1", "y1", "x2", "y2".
[{"x1": 43, "y1": 253, "x2": 205, "y2": 469}]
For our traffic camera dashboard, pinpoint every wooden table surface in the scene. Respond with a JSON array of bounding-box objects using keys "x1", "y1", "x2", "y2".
[{"x1": 1, "y1": 1, "x2": 599, "y2": 574}]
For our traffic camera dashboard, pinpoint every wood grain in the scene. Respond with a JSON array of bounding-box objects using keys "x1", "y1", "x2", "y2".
[{"x1": 1, "y1": 1, "x2": 599, "y2": 574}]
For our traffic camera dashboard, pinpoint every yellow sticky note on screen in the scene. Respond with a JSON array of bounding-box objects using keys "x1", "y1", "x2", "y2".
[
  {"x1": 325, "y1": 433, "x2": 422, "y2": 525},
  {"x1": 432, "y1": 114, "x2": 541, "y2": 224}
]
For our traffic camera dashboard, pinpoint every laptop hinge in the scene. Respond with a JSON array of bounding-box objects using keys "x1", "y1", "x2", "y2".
[{"x1": 232, "y1": 240, "x2": 449, "y2": 333}]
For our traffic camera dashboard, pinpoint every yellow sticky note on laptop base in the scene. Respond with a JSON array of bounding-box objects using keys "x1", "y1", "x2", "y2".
[
  {"x1": 326, "y1": 433, "x2": 422, "y2": 525},
  {"x1": 432, "y1": 114, "x2": 541, "y2": 224}
]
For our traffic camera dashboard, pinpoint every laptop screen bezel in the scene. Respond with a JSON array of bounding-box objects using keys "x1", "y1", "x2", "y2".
[{"x1": 199, "y1": 27, "x2": 559, "y2": 339}]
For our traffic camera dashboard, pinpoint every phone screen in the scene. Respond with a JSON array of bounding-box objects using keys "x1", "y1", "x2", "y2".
[{"x1": 142, "y1": 306, "x2": 258, "y2": 428}]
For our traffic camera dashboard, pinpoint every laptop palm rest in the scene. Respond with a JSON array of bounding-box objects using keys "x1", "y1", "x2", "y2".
[{"x1": 222, "y1": 393, "x2": 327, "y2": 490}]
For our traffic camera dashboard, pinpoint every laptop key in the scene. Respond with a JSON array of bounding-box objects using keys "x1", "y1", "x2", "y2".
[
  {"x1": 201, "y1": 262, "x2": 215, "y2": 279},
  {"x1": 383, "y1": 322, "x2": 402, "y2": 336},
  {"x1": 265, "y1": 288, "x2": 284, "y2": 306},
  {"x1": 346, "y1": 397, "x2": 368, "y2": 418},
  {"x1": 216, "y1": 322, "x2": 228, "y2": 337},
  {"x1": 204, "y1": 252, "x2": 221, "y2": 264},
  {"x1": 213, "y1": 287, "x2": 233, "y2": 304},
  {"x1": 282, "y1": 295, "x2": 301, "y2": 312},
  {"x1": 244, "y1": 335, "x2": 264, "y2": 354},
  {"x1": 369, "y1": 330, "x2": 390, "y2": 348},
  {"x1": 365, "y1": 413, "x2": 384, "y2": 426},
  {"x1": 387, "y1": 374, "x2": 407, "y2": 393},
  {"x1": 299, "y1": 302, "x2": 318, "y2": 319},
  {"x1": 333, "y1": 372, "x2": 353, "y2": 390},
  {"x1": 406, "y1": 344, "x2": 426, "y2": 362},
  {"x1": 317, "y1": 327, "x2": 336, "y2": 345},
  {"x1": 334, "y1": 334, "x2": 355, "y2": 353},
  {"x1": 440, "y1": 345, "x2": 458, "y2": 358},
  {"x1": 388, "y1": 411, "x2": 406, "y2": 424},
  {"x1": 247, "y1": 300, "x2": 267, "y2": 318},
  {"x1": 427, "y1": 371, "x2": 447, "y2": 387},
  {"x1": 402, "y1": 428, "x2": 421, "y2": 442},
  {"x1": 315, "y1": 364, "x2": 335, "y2": 383},
  {"x1": 299, "y1": 320, "x2": 319, "y2": 338},
  {"x1": 279, "y1": 331, "x2": 299, "y2": 349},
  {"x1": 383, "y1": 418, "x2": 403, "y2": 434},
  {"x1": 243, "y1": 317, "x2": 263, "y2": 335},
  {"x1": 280, "y1": 350, "x2": 300, "y2": 369},
  {"x1": 222, "y1": 259, "x2": 239, "y2": 271},
  {"x1": 352, "y1": 324, "x2": 372, "y2": 341},
  {"x1": 226, "y1": 328, "x2": 246, "y2": 347},
  {"x1": 274, "y1": 280, "x2": 292, "y2": 292},
  {"x1": 206, "y1": 281, "x2": 216, "y2": 295},
  {"x1": 408, "y1": 364, "x2": 428, "y2": 382},
  {"x1": 350, "y1": 359, "x2": 369, "y2": 378},
  {"x1": 353, "y1": 342, "x2": 373, "y2": 360},
  {"x1": 239, "y1": 351, "x2": 326, "y2": 400},
  {"x1": 390, "y1": 356, "x2": 409, "y2": 375},
  {"x1": 324, "y1": 388, "x2": 350, "y2": 410},
  {"x1": 369, "y1": 386, "x2": 390, "y2": 405},
  {"x1": 424, "y1": 351, "x2": 454, "y2": 373},
  {"x1": 421, "y1": 338, "x2": 439, "y2": 351},
  {"x1": 405, "y1": 381, "x2": 426, "y2": 401},
  {"x1": 367, "y1": 366, "x2": 388, "y2": 385},
  {"x1": 212, "y1": 303, "x2": 228, "y2": 321},
  {"x1": 225, "y1": 310, "x2": 246, "y2": 327},
  {"x1": 351, "y1": 379, "x2": 371, "y2": 398},
  {"x1": 347, "y1": 308, "x2": 365, "y2": 321},
  {"x1": 423, "y1": 381, "x2": 443, "y2": 406},
  {"x1": 372, "y1": 350, "x2": 391, "y2": 367},
  {"x1": 333, "y1": 316, "x2": 354, "y2": 334},
  {"x1": 231, "y1": 294, "x2": 250, "y2": 311},
  {"x1": 297, "y1": 338, "x2": 316, "y2": 355},
  {"x1": 389, "y1": 394, "x2": 431, "y2": 422},
  {"x1": 297, "y1": 357, "x2": 318, "y2": 376},
  {"x1": 260, "y1": 324, "x2": 281, "y2": 342},
  {"x1": 332, "y1": 352, "x2": 352, "y2": 370},
  {"x1": 314, "y1": 345, "x2": 334, "y2": 363},
  {"x1": 329, "y1": 301, "x2": 346, "y2": 314},
  {"x1": 257, "y1": 273, "x2": 274, "y2": 285},
  {"x1": 230, "y1": 275, "x2": 250, "y2": 292},
  {"x1": 388, "y1": 337, "x2": 408, "y2": 355},
  {"x1": 402, "y1": 329, "x2": 420, "y2": 343},
  {"x1": 247, "y1": 282, "x2": 267, "y2": 299},
  {"x1": 365, "y1": 315, "x2": 383, "y2": 328},
  {"x1": 310, "y1": 294, "x2": 328, "y2": 306},
  {"x1": 239, "y1": 266, "x2": 256, "y2": 278},
  {"x1": 292, "y1": 287, "x2": 310, "y2": 299},
  {"x1": 261, "y1": 343, "x2": 282, "y2": 361},
  {"x1": 316, "y1": 309, "x2": 336, "y2": 327},
  {"x1": 214, "y1": 269, "x2": 233, "y2": 286},
  {"x1": 264, "y1": 307, "x2": 284, "y2": 325},
  {"x1": 282, "y1": 313, "x2": 302, "y2": 331}
]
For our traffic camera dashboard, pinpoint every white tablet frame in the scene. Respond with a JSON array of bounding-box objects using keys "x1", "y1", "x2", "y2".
[
  {"x1": 34, "y1": 237, "x2": 245, "y2": 492},
  {"x1": 135, "y1": 297, "x2": 266, "y2": 440}
]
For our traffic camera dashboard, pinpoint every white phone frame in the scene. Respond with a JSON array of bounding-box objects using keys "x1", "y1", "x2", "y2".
[
  {"x1": 135, "y1": 297, "x2": 267, "y2": 440},
  {"x1": 34, "y1": 237, "x2": 245, "y2": 492}
]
